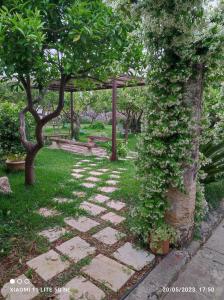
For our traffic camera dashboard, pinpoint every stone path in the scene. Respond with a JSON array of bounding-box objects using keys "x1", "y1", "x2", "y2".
[
  {"x1": 1, "y1": 156, "x2": 155, "y2": 300},
  {"x1": 162, "y1": 220, "x2": 224, "y2": 300}
]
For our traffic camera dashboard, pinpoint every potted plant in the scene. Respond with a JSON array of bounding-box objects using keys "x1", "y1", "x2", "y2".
[
  {"x1": 149, "y1": 223, "x2": 177, "y2": 255},
  {"x1": 6, "y1": 152, "x2": 26, "y2": 171}
]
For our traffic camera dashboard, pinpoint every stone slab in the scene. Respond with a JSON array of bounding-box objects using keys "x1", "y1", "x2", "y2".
[
  {"x1": 89, "y1": 163, "x2": 97, "y2": 166},
  {"x1": 80, "y1": 160, "x2": 91, "y2": 162},
  {"x1": 163, "y1": 248, "x2": 224, "y2": 300},
  {"x1": 53, "y1": 197, "x2": 73, "y2": 204},
  {"x1": 101, "y1": 212, "x2": 125, "y2": 225},
  {"x1": 111, "y1": 171, "x2": 122, "y2": 174},
  {"x1": 105, "y1": 180, "x2": 118, "y2": 186},
  {"x1": 81, "y1": 182, "x2": 96, "y2": 188},
  {"x1": 1, "y1": 274, "x2": 39, "y2": 300},
  {"x1": 93, "y1": 227, "x2": 125, "y2": 245},
  {"x1": 72, "y1": 191, "x2": 86, "y2": 198},
  {"x1": 56, "y1": 237, "x2": 95, "y2": 262},
  {"x1": 204, "y1": 220, "x2": 224, "y2": 255},
  {"x1": 64, "y1": 216, "x2": 99, "y2": 232},
  {"x1": 56, "y1": 275, "x2": 105, "y2": 300},
  {"x1": 27, "y1": 250, "x2": 70, "y2": 281},
  {"x1": 89, "y1": 171, "x2": 103, "y2": 176},
  {"x1": 37, "y1": 207, "x2": 60, "y2": 217},
  {"x1": 109, "y1": 174, "x2": 120, "y2": 179},
  {"x1": 98, "y1": 186, "x2": 118, "y2": 193},
  {"x1": 72, "y1": 169, "x2": 85, "y2": 173},
  {"x1": 80, "y1": 201, "x2": 107, "y2": 216},
  {"x1": 107, "y1": 200, "x2": 126, "y2": 211},
  {"x1": 85, "y1": 176, "x2": 101, "y2": 182},
  {"x1": 71, "y1": 173, "x2": 84, "y2": 179},
  {"x1": 39, "y1": 227, "x2": 68, "y2": 242},
  {"x1": 90, "y1": 194, "x2": 110, "y2": 204},
  {"x1": 113, "y1": 242, "x2": 155, "y2": 271},
  {"x1": 82, "y1": 254, "x2": 134, "y2": 292},
  {"x1": 125, "y1": 250, "x2": 188, "y2": 300}
]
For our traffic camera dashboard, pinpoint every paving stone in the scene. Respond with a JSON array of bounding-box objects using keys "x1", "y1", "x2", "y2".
[
  {"x1": 80, "y1": 159, "x2": 91, "y2": 162},
  {"x1": 90, "y1": 194, "x2": 110, "y2": 203},
  {"x1": 93, "y1": 227, "x2": 125, "y2": 245},
  {"x1": 72, "y1": 191, "x2": 86, "y2": 198},
  {"x1": 37, "y1": 207, "x2": 60, "y2": 217},
  {"x1": 111, "y1": 171, "x2": 122, "y2": 174},
  {"x1": 98, "y1": 168, "x2": 109, "y2": 172},
  {"x1": 105, "y1": 180, "x2": 119, "y2": 186},
  {"x1": 72, "y1": 169, "x2": 85, "y2": 173},
  {"x1": 113, "y1": 242, "x2": 155, "y2": 271},
  {"x1": 56, "y1": 237, "x2": 95, "y2": 262},
  {"x1": 71, "y1": 173, "x2": 84, "y2": 179},
  {"x1": 107, "y1": 200, "x2": 126, "y2": 211},
  {"x1": 27, "y1": 250, "x2": 70, "y2": 281},
  {"x1": 101, "y1": 212, "x2": 125, "y2": 225},
  {"x1": 85, "y1": 176, "x2": 101, "y2": 182},
  {"x1": 39, "y1": 227, "x2": 68, "y2": 242},
  {"x1": 109, "y1": 174, "x2": 120, "y2": 179},
  {"x1": 55, "y1": 275, "x2": 105, "y2": 300},
  {"x1": 64, "y1": 216, "x2": 99, "y2": 232},
  {"x1": 53, "y1": 197, "x2": 73, "y2": 204},
  {"x1": 82, "y1": 254, "x2": 134, "y2": 292},
  {"x1": 117, "y1": 167, "x2": 127, "y2": 170},
  {"x1": 81, "y1": 182, "x2": 96, "y2": 188},
  {"x1": 1, "y1": 274, "x2": 39, "y2": 300},
  {"x1": 98, "y1": 186, "x2": 118, "y2": 193},
  {"x1": 89, "y1": 171, "x2": 103, "y2": 176},
  {"x1": 204, "y1": 219, "x2": 224, "y2": 255},
  {"x1": 80, "y1": 201, "x2": 106, "y2": 216},
  {"x1": 83, "y1": 167, "x2": 91, "y2": 170},
  {"x1": 89, "y1": 163, "x2": 97, "y2": 166}
]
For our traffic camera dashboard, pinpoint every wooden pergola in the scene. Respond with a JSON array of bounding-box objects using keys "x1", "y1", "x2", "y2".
[{"x1": 46, "y1": 75, "x2": 145, "y2": 161}]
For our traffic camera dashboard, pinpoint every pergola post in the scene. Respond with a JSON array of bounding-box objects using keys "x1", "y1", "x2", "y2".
[
  {"x1": 111, "y1": 79, "x2": 117, "y2": 161},
  {"x1": 70, "y1": 91, "x2": 74, "y2": 140}
]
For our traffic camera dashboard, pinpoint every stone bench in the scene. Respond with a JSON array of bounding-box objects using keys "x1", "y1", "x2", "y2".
[
  {"x1": 49, "y1": 137, "x2": 93, "y2": 151},
  {"x1": 88, "y1": 136, "x2": 111, "y2": 147}
]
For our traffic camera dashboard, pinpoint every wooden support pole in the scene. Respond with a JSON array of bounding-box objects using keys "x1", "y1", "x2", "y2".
[
  {"x1": 70, "y1": 91, "x2": 74, "y2": 140},
  {"x1": 111, "y1": 79, "x2": 117, "y2": 161}
]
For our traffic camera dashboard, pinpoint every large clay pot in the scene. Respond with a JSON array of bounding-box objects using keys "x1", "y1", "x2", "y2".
[
  {"x1": 6, "y1": 160, "x2": 25, "y2": 171},
  {"x1": 149, "y1": 236, "x2": 170, "y2": 255}
]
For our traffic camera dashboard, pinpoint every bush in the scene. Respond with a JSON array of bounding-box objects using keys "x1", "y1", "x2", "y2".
[
  {"x1": 104, "y1": 139, "x2": 128, "y2": 158},
  {"x1": 0, "y1": 102, "x2": 33, "y2": 158},
  {"x1": 89, "y1": 121, "x2": 105, "y2": 130}
]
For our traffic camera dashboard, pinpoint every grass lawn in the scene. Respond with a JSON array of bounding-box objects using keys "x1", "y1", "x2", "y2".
[{"x1": 0, "y1": 148, "x2": 140, "y2": 294}]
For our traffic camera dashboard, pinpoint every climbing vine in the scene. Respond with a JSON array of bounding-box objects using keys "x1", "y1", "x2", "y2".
[{"x1": 130, "y1": 0, "x2": 224, "y2": 240}]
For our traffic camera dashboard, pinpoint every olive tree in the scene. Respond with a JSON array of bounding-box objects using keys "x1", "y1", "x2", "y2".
[{"x1": 0, "y1": 0, "x2": 132, "y2": 185}]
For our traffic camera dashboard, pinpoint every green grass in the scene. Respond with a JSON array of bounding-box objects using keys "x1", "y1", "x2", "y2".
[
  {"x1": 0, "y1": 148, "x2": 139, "y2": 262},
  {"x1": 205, "y1": 179, "x2": 224, "y2": 209}
]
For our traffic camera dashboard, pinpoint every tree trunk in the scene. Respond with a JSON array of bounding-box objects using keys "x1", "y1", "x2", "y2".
[
  {"x1": 165, "y1": 63, "x2": 204, "y2": 244},
  {"x1": 25, "y1": 151, "x2": 37, "y2": 185}
]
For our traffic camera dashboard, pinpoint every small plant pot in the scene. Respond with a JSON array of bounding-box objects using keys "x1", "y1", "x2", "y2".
[
  {"x1": 148, "y1": 236, "x2": 170, "y2": 255},
  {"x1": 6, "y1": 160, "x2": 25, "y2": 171}
]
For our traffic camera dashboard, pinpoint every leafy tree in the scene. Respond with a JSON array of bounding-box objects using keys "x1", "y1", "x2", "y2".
[
  {"x1": 130, "y1": 0, "x2": 224, "y2": 242},
  {"x1": 0, "y1": 0, "x2": 133, "y2": 184},
  {"x1": 117, "y1": 87, "x2": 146, "y2": 140}
]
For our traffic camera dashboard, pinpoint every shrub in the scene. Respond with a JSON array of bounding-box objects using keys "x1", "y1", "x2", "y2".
[
  {"x1": 0, "y1": 102, "x2": 33, "y2": 159},
  {"x1": 89, "y1": 121, "x2": 105, "y2": 130},
  {"x1": 104, "y1": 139, "x2": 128, "y2": 158}
]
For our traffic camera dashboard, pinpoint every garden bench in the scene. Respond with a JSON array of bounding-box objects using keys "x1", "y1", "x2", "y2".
[
  {"x1": 49, "y1": 137, "x2": 93, "y2": 151},
  {"x1": 87, "y1": 135, "x2": 111, "y2": 146}
]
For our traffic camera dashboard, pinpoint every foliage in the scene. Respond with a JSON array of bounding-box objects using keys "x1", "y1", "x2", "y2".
[
  {"x1": 105, "y1": 139, "x2": 128, "y2": 158},
  {"x1": 205, "y1": 178, "x2": 224, "y2": 209},
  {"x1": 88, "y1": 121, "x2": 105, "y2": 130},
  {"x1": 129, "y1": 0, "x2": 224, "y2": 238},
  {"x1": 200, "y1": 141, "x2": 224, "y2": 184},
  {"x1": 0, "y1": 102, "x2": 32, "y2": 158},
  {"x1": 150, "y1": 223, "x2": 178, "y2": 251},
  {"x1": 194, "y1": 180, "x2": 208, "y2": 226}
]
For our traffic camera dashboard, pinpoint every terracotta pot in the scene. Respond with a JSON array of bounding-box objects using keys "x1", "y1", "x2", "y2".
[
  {"x1": 149, "y1": 236, "x2": 170, "y2": 255},
  {"x1": 6, "y1": 160, "x2": 25, "y2": 171}
]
